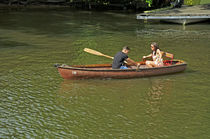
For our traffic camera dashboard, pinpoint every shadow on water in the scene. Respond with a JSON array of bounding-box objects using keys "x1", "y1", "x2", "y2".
[{"x1": 0, "y1": 40, "x2": 29, "y2": 49}]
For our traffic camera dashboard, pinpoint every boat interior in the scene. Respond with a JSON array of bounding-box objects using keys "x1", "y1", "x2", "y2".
[{"x1": 60, "y1": 60, "x2": 183, "y2": 70}]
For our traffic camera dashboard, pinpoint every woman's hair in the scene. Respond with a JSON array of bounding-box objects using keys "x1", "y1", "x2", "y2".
[{"x1": 151, "y1": 42, "x2": 160, "y2": 55}]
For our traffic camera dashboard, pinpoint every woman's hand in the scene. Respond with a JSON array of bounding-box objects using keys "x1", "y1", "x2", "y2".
[{"x1": 143, "y1": 56, "x2": 147, "y2": 59}]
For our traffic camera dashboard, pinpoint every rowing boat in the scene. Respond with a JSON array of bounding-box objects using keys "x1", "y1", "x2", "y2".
[{"x1": 55, "y1": 60, "x2": 187, "y2": 79}]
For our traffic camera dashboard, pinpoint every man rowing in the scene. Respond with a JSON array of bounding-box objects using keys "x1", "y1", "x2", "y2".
[{"x1": 112, "y1": 46, "x2": 139, "y2": 69}]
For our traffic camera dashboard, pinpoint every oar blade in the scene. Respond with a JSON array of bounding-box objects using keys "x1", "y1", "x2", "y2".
[
  {"x1": 84, "y1": 48, "x2": 114, "y2": 59},
  {"x1": 84, "y1": 48, "x2": 103, "y2": 56}
]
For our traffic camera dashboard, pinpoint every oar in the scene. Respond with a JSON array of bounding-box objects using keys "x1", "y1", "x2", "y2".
[
  {"x1": 84, "y1": 48, "x2": 114, "y2": 59},
  {"x1": 84, "y1": 48, "x2": 145, "y2": 65}
]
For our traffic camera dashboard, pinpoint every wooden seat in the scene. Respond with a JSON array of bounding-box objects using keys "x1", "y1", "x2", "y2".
[{"x1": 161, "y1": 51, "x2": 174, "y2": 65}]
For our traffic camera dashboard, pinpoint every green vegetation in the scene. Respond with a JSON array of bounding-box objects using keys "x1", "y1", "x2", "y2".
[
  {"x1": 1, "y1": 0, "x2": 209, "y2": 9},
  {"x1": 184, "y1": 0, "x2": 201, "y2": 5},
  {"x1": 0, "y1": 0, "x2": 170, "y2": 11},
  {"x1": 145, "y1": 0, "x2": 152, "y2": 7},
  {"x1": 184, "y1": 0, "x2": 210, "y2": 5}
]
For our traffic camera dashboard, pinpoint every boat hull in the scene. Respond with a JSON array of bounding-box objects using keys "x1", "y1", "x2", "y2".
[{"x1": 56, "y1": 60, "x2": 187, "y2": 79}]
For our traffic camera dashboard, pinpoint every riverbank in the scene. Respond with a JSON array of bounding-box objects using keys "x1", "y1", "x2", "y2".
[
  {"x1": 0, "y1": 3, "x2": 71, "y2": 10},
  {"x1": 137, "y1": 4, "x2": 210, "y2": 25},
  {"x1": 0, "y1": 1, "x2": 170, "y2": 12}
]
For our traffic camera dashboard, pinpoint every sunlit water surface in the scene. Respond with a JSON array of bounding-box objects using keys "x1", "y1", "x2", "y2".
[{"x1": 0, "y1": 9, "x2": 210, "y2": 138}]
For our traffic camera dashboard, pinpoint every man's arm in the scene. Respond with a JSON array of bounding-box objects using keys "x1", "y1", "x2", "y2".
[{"x1": 126, "y1": 58, "x2": 138, "y2": 66}]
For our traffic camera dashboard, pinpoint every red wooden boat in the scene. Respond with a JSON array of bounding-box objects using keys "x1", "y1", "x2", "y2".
[{"x1": 55, "y1": 60, "x2": 187, "y2": 79}]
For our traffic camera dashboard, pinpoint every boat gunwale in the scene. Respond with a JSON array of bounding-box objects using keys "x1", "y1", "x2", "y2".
[{"x1": 57, "y1": 60, "x2": 187, "y2": 72}]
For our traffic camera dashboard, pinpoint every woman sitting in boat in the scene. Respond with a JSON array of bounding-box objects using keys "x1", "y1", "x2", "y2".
[
  {"x1": 112, "y1": 46, "x2": 139, "y2": 69},
  {"x1": 143, "y1": 42, "x2": 164, "y2": 68}
]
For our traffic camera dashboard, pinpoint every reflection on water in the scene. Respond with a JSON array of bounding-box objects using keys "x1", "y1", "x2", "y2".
[
  {"x1": 147, "y1": 79, "x2": 172, "y2": 116},
  {"x1": 145, "y1": 78, "x2": 173, "y2": 138},
  {"x1": 56, "y1": 80, "x2": 92, "y2": 107},
  {"x1": 55, "y1": 78, "x2": 176, "y2": 138}
]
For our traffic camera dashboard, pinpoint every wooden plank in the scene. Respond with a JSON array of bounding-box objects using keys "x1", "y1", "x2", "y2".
[{"x1": 137, "y1": 4, "x2": 210, "y2": 20}]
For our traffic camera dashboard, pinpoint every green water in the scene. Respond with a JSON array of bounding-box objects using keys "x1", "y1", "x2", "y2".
[{"x1": 0, "y1": 9, "x2": 210, "y2": 138}]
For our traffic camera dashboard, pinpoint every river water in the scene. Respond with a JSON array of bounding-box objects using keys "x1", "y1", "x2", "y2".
[{"x1": 0, "y1": 9, "x2": 210, "y2": 138}]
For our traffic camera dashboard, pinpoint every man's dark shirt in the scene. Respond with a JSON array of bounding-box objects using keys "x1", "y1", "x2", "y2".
[{"x1": 112, "y1": 51, "x2": 128, "y2": 69}]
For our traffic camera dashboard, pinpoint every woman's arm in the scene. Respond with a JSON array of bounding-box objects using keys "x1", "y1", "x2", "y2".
[
  {"x1": 143, "y1": 54, "x2": 152, "y2": 59},
  {"x1": 157, "y1": 49, "x2": 162, "y2": 59}
]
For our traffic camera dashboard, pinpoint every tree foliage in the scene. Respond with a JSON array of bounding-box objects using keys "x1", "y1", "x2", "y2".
[{"x1": 0, "y1": 0, "x2": 171, "y2": 11}]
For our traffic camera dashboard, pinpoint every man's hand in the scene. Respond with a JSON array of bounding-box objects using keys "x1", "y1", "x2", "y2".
[{"x1": 136, "y1": 63, "x2": 141, "y2": 69}]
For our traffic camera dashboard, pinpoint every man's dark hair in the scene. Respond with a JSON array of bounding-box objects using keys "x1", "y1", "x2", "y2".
[{"x1": 123, "y1": 46, "x2": 130, "y2": 51}]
